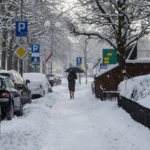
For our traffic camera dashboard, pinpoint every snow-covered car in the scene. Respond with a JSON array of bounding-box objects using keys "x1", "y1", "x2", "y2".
[
  {"x1": 23, "y1": 73, "x2": 52, "y2": 98},
  {"x1": 0, "y1": 70, "x2": 32, "y2": 104},
  {"x1": 0, "y1": 76, "x2": 23, "y2": 120},
  {"x1": 46, "y1": 74, "x2": 62, "y2": 86}
]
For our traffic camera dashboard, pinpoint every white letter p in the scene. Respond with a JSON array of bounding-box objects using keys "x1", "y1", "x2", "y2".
[{"x1": 18, "y1": 23, "x2": 25, "y2": 32}]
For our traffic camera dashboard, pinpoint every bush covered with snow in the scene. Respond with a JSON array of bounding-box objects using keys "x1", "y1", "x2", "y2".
[{"x1": 118, "y1": 74, "x2": 150, "y2": 101}]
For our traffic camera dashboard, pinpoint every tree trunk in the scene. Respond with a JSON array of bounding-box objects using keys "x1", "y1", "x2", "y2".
[
  {"x1": 117, "y1": 47, "x2": 126, "y2": 81},
  {"x1": 2, "y1": 29, "x2": 7, "y2": 70},
  {"x1": 13, "y1": 56, "x2": 18, "y2": 71}
]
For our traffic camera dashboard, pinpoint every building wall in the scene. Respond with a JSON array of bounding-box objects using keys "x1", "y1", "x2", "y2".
[{"x1": 95, "y1": 63, "x2": 150, "y2": 98}]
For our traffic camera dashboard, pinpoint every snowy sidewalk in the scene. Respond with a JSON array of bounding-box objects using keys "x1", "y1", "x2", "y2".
[{"x1": 0, "y1": 82, "x2": 150, "y2": 150}]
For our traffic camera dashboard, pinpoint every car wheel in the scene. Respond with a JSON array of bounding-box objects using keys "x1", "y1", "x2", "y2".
[
  {"x1": 6, "y1": 102, "x2": 14, "y2": 120},
  {"x1": 16, "y1": 101, "x2": 23, "y2": 116}
]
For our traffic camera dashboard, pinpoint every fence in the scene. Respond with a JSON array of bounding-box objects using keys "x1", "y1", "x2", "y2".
[
  {"x1": 100, "y1": 88, "x2": 119, "y2": 101},
  {"x1": 118, "y1": 96, "x2": 150, "y2": 129}
]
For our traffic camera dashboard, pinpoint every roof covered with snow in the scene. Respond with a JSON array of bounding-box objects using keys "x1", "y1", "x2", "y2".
[{"x1": 96, "y1": 58, "x2": 150, "y2": 78}]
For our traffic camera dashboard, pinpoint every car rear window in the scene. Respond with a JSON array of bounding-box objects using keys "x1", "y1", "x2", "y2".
[
  {"x1": 0, "y1": 73, "x2": 11, "y2": 77},
  {"x1": 0, "y1": 78, "x2": 6, "y2": 90}
]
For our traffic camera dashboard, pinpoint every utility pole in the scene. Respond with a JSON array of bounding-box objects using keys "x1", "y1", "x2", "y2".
[
  {"x1": 20, "y1": 0, "x2": 23, "y2": 76},
  {"x1": 85, "y1": 40, "x2": 88, "y2": 84},
  {"x1": 51, "y1": 27, "x2": 53, "y2": 75}
]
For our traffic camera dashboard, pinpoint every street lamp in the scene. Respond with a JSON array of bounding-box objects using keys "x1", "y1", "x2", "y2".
[{"x1": 44, "y1": 20, "x2": 61, "y2": 75}]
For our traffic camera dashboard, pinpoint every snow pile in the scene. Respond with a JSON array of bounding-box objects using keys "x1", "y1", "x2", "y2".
[
  {"x1": 0, "y1": 92, "x2": 58, "y2": 150},
  {"x1": 118, "y1": 74, "x2": 150, "y2": 107}
]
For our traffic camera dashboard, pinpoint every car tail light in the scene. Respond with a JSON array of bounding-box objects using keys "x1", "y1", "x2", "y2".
[
  {"x1": 14, "y1": 83, "x2": 17, "y2": 87},
  {"x1": 54, "y1": 78, "x2": 56, "y2": 80},
  {"x1": 40, "y1": 85, "x2": 42, "y2": 89},
  {"x1": 2, "y1": 91, "x2": 9, "y2": 98}
]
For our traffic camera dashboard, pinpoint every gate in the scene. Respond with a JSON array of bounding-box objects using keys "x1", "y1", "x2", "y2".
[{"x1": 100, "y1": 88, "x2": 119, "y2": 101}]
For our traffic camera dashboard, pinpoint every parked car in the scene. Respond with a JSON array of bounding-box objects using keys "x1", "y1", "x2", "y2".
[
  {"x1": 46, "y1": 74, "x2": 62, "y2": 86},
  {"x1": 56, "y1": 76, "x2": 62, "y2": 85},
  {"x1": 23, "y1": 73, "x2": 52, "y2": 98},
  {"x1": 0, "y1": 76, "x2": 23, "y2": 120},
  {"x1": 0, "y1": 70, "x2": 32, "y2": 104}
]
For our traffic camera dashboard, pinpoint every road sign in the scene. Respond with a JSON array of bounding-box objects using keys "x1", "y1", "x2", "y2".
[
  {"x1": 76, "y1": 57, "x2": 82, "y2": 67},
  {"x1": 14, "y1": 45, "x2": 28, "y2": 60},
  {"x1": 97, "y1": 58, "x2": 101, "y2": 62},
  {"x1": 46, "y1": 53, "x2": 53, "y2": 62},
  {"x1": 31, "y1": 44, "x2": 40, "y2": 53},
  {"x1": 16, "y1": 21, "x2": 28, "y2": 36},
  {"x1": 15, "y1": 37, "x2": 27, "y2": 44},
  {"x1": 93, "y1": 61, "x2": 99, "y2": 69},
  {"x1": 103, "y1": 49, "x2": 117, "y2": 64},
  {"x1": 100, "y1": 63, "x2": 107, "y2": 69},
  {"x1": 31, "y1": 57, "x2": 40, "y2": 65}
]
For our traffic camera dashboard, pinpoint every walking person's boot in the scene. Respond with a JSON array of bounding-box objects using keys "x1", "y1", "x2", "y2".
[
  {"x1": 72, "y1": 93, "x2": 74, "y2": 99},
  {"x1": 70, "y1": 95, "x2": 72, "y2": 99}
]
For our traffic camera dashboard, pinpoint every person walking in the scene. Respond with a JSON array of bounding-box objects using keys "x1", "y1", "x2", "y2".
[{"x1": 67, "y1": 70, "x2": 77, "y2": 99}]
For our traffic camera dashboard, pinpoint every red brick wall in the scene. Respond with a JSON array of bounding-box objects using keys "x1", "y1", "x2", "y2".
[{"x1": 95, "y1": 63, "x2": 150, "y2": 98}]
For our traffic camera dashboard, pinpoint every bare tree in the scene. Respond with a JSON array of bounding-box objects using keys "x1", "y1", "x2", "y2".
[
  {"x1": 67, "y1": 0, "x2": 150, "y2": 80},
  {"x1": 0, "y1": 0, "x2": 72, "y2": 72},
  {"x1": 73, "y1": 36, "x2": 100, "y2": 69}
]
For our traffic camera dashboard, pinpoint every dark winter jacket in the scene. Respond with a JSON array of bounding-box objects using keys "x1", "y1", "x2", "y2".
[{"x1": 67, "y1": 71, "x2": 77, "y2": 91}]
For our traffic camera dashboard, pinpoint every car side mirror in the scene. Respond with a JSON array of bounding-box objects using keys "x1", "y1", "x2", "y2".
[{"x1": 26, "y1": 79, "x2": 30, "y2": 84}]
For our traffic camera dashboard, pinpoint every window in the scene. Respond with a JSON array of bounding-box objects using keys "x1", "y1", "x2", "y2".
[
  {"x1": 10, "y1": 80, "x2": 15, "y2": 88},
  {"x1": 17, "y1": 73, "x2": 24, "y2": 82},
  {"x1": 6, "y1": 78, "x2": 13, "y2": 88}
]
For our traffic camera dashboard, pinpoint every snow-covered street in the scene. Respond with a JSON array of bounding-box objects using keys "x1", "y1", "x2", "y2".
[{"x1": 0, "y1": 79, "x2": 150, "y2": 150}]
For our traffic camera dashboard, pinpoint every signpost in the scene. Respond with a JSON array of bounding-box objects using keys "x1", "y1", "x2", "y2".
[
  {"x1": 93, "y1": 61, "x2": 99, "y2": 69},
  {"x1": 76, "y1": 57, "x2": 82, "y2": 85},
  {"x1": 31, "y1": 44, "x2": 40, "y2": 67},
  {"x1": 76, "y1": 57, "x2": 82, "y2": 67},
  {"x1": 16, "y1": 21, "x2": 28, "y2": 36},
  {"x1": 97, "y1": 58, "x2": 101, "y2": 62},
  {"x1": 46, "y1": 53, "x2": 53, "y2": 62},
  {"x1": 14, "y1": 0, "x2": 28, "y2": 77},
  {"x1": 14, "y1": 45, "x2": 28, "y2": 60},
  {"x1": 100, "y1": 63, "x2": 107, "y2": 69},
  {"x1": 103, "y1": 49, "x2": 117, "y2": 64}
]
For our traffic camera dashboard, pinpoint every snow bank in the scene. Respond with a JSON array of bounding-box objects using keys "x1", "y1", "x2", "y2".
[
  {"x1": 0, "y1": 92, "x2": 58, "y2": 150},
  {"x1": 118, "y1": 74, "x2": 150, "y2": 108}
]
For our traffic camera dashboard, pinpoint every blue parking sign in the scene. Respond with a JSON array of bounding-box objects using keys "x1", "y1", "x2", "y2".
[
  {"x1": 16, "y1": 21, "x2": 28, "y2": 36},
  {"x1": 31, "y1": 44, "x2": 40, "y2": 53}
]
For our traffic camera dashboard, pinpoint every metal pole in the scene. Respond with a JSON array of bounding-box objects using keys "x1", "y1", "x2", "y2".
[
  {"x1": 20, "y1": 0, "x2": 23, "y2": 76},
  {"x1": 51, "y1": 27, "x2": 53, "y2": 75},
  {"x1": 86, "y1": 65, "x2": 87, "y2": 84},
  {"x1": 85, "y1": 40, "x2": 88, "y2": 84}
]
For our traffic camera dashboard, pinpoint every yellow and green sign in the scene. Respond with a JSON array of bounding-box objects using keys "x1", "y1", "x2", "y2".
[{"x1": 103, "y1": 49, "x2": 117, "y2": 64}]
